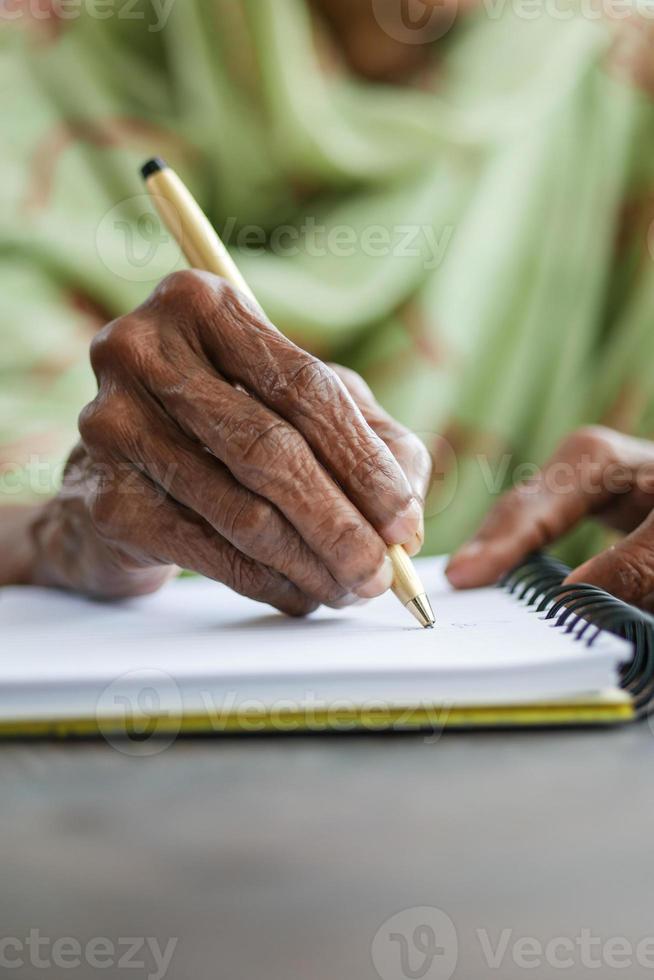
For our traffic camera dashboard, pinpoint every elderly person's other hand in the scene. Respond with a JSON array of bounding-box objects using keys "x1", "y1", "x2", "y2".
[
  {"x1": 28, "y1": 271, "x2": 430, "y2": 614},
  {"x1": 446, "y1": 426, "x2": 654, "y2": 607}
]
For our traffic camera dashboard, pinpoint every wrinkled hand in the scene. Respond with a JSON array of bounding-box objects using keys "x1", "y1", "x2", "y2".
[
  {"x1": 446, "y1": 426, "x2": 654, "y2": 608},
  {"x1": 33, "y1": 271, "x2": 431, "y2": 614}
]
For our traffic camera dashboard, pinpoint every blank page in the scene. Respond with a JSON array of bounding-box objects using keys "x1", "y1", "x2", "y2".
[{"x1": 0, "y1": 559, "x2": 630, "y2": 717}]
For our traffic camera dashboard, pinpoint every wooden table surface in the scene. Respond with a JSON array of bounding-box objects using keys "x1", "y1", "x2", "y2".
[{"x1": 2, "y1": 725, "x2": 654, "y2": 979}]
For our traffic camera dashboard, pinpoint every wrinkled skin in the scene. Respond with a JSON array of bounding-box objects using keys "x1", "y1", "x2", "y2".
[
  {"x1": 447, "y1": 426, "x2": 654, "y2": 610},
  {"x1": 27, "y1": 271, "x2": 431, "y2": 615}
]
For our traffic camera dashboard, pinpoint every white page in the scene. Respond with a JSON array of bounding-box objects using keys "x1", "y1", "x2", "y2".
[{"x1": 0, "y1": 559, "x2": 631, "y2": 720}]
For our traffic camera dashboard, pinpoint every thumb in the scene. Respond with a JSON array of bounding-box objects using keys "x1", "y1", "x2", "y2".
[{"x1": 565, "y1": 511, "x2": 654, "y2": 606}]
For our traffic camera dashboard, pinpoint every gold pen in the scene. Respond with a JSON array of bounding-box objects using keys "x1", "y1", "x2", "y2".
[{"x1": 140, "y1": 158, "x2": 435, "y2": 628}]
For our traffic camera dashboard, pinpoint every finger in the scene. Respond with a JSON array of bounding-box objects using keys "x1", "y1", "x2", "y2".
[
  {"x1": 89, "y1": 302, "x2": 393, "y2": 600},
  {"x1": 593, "y1": 461, "x2": 654, "y2": 533},
  {"x1": 151, "y1": 272, "x2": 422, "y2": 546},
  {"x1": 446, "y1": 427, "x2": 627, "y2": 589},
  {"x1": 565, "y1": 511, "x2": 654, "y2": 607},
  {"x1": 139, "y1": 359, "x2": 394, "y2": 598},
  {"x1": 331, "y1": 364, "x2": 431, "y2": 555},
  {"x1": 111, "y1": 394, "x2": 354, "y2": 608},
  {"x1": 88, "y1": 472, "x2": 319, "y2": 616}
]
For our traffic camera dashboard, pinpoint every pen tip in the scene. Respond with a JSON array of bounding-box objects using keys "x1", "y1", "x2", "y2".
[
  {"x1": 406, "y1": 594, "x2": 435, "y2": 629},
  {"x1": 140, "y1": 157, "x2": 168, "y2": 180}
]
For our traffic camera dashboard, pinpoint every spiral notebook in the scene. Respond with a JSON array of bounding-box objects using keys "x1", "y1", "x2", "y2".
[{"x1": 0, "y1": 554, "x2": 649, "y2": 738}]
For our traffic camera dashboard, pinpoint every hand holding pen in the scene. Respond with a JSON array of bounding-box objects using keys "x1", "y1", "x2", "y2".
[
  {"x1": 141, "y1": 159, "x2": 435, "y2": 626},
  {"x1": 26, "y1": 161, "x2": 433, "y2": 624}
]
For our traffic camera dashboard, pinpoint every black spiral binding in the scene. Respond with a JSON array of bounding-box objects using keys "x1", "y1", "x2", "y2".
[{"x1": 500, "y1": 553, "x2": 654, "y2": 716}]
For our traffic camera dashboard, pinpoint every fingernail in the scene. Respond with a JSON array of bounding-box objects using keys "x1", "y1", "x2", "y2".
[
  {"x1": 449, "y1": 541, "x2": 483, "y2": 564},
  {"x1": 383, "y1": 499, "x2": 423, "y2": 547},
  {"x1": 445, "y1": 542, "x2": 483, "y2": 587},
  {"x1": 403, "y1": 510, "x2": 425, "y2": 557},
  {"x1": 334, "y1": 595, "x2": 370, "y2": 609},
  {"x1": 331, "y1": 593, "x2": 364, "y2": 609},
  {"x1": 404, "y1": 526, "x2": 425, "y2": 558},
  {"x1": 356, "y1": 556, "x2": 394, "y2": 599},
  {"x1": 445, "y1": 563, "x2": 470, "y2": 588}
]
